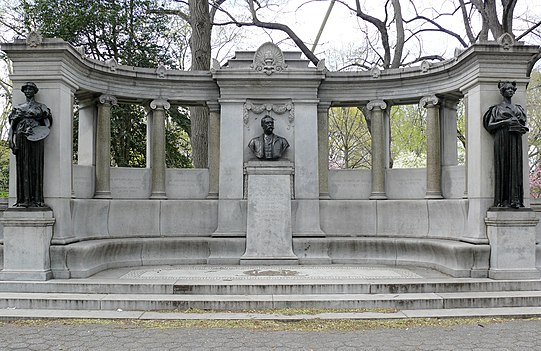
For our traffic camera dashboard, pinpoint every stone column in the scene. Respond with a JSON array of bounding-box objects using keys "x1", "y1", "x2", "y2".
[
  {"x1": 318, "y1": 103, "x2": 330, "y2": 198},
  {"x1": 421, "y1": 95, "x2": 443, "y2": 199},
  {"x1": 77, "y1": 95, "x2": 97, "y2": 166},
  {"x1": 367, "y1": 100, "x2": 387, "y2": 200},
  {"x1": 94, "y1": 94, "x2": 116, "y2": 198},
  {"x1": 463, "y1": 83, "x2": 499, "y2": 243},
  {"x1": 149, "y1": 99, "x2": 170, "y2": 199},
  {"x1": 440, "y1": 98, "x2": 459, "y2": 167},
  {"x1": 207, "y1": 102, "x2": 220, "y2": 199}
]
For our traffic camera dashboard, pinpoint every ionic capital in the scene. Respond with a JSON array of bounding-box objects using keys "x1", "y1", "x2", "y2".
[
  {"x1": 98, "y1": 94, "x2": 118, "y2": 106},
  {"x1": 366, "y1": 100, "x2": 387, "y2": 111},
  {"x1": 150, "y1": 99, "x2": 171, "y2": 111},
  {"x1": 420, "y1": 95, "x2": 440, "y2": 108}
]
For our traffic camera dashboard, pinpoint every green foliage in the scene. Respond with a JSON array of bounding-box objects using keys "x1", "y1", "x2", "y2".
[
  {"x1": 110, "y1": 104, "x2": 147, "y2": 167},
  {"x1": 166, "y1": 106, "x2": 192, "y2": 168},
  {"x1": 20, "y1": 0, "x2": 193, "y2": 168},
  {"x1": 22, "y1": 0, "x2": 174, "y2": 68},
  {"x1": 390, "y1": 104, "x2": 427, "y2": 168},
  {"x1": 328, "y1": 107, "x2": 371, "y2": 169},
  {"x1": 0, "y1": 139, "x2": 10, "y2": 195}
]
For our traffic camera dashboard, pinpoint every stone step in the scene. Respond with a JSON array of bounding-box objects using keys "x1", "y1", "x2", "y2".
[
  {"x1": 0, "y1": 279, "x2": 540, "y2": 295},
  {"x1": 1, "y1": 291, "x2": 541, "y2": 311}
]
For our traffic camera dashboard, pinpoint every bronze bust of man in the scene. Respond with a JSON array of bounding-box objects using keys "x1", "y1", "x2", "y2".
[{"x1": 248, "y1": 115, "x2": 289, "y2": 160}]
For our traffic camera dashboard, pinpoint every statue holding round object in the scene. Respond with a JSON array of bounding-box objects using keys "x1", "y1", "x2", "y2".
[{"x1": 8, "y1": 82, "x2": 53, "y2": 207}]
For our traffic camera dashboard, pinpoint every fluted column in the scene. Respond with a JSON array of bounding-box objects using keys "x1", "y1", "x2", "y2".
[
  {"x1": 421, "y1": 95, "x2": 443, "y2": 199},
  {"x1": 207, "y1": 102, "x2": 220, "y2": 199},
  {"x1": 367, "y1": 100, "x2": 388, "y2": 200},
  {"x1": 318, "y1": 103, "x2": 331, "y2": 198},
  {"x1": 94, "y1": 94, "x2": 117, "y2": 198},
  {"x1": 149, "y1": 99, "x2": 170, "y2": 199}
]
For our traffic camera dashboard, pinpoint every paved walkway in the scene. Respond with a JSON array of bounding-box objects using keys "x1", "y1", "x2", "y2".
[{"x1": 0, "y1": 318, "x2": 540, "y2": 350}]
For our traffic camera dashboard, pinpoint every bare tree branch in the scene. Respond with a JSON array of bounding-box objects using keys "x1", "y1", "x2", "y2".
[{"x1": 517, "y1": 19, "x2": 541, "y2": 41}]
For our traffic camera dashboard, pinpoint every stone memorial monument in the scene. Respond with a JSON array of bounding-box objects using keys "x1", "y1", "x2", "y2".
[
  {"x1": 483, "y1": 81, "x2": 539, "y2": 279},
  {"x1": 0, "y1": 82, "x2": 55, "y2": 280},
  {"x1": 242, "y1": 115, "x2": 296, "y2": 264}
]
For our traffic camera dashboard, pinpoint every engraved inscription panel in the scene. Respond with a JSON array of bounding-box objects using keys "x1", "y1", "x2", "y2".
[{"x1": 244, "y1": 174, "x2": 294, "y2": 258}]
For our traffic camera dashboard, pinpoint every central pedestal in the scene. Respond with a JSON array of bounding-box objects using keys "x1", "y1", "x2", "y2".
[{"x1": 240, "y1": 161, "x2": 298, "y2": 265}]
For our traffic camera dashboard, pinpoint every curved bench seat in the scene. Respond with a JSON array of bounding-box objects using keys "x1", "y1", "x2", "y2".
[{"x1": 49, "y1": 237, "x2": 490, "y2": 279}]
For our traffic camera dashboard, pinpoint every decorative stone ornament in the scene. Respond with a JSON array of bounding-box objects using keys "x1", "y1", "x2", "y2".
[
  {"x1": 454, "y1": 47, "x2": 465, "y2": 60},
  {"x1": 211, "y1": 58, "x2": 221, "y2": 73},
  {"x1": 76, "y1": 46, "x2": 86, "y2": 57},
  {"x1": 106, "y1": 58, "x2": 118, "y2": 72},
  {"x1": 370, "y1": 66, "x2": 381, "y2": 79},
  {"x1": 156, "y1": 63, "x2": 167, "y2": 78},
  {"x1": 420, "y1": 60, "x2": 430, "y2": 73},
  {"x1": 498, "y1": 33, "x2": 515, "y2": 50},
  {"x1": 316, "y1": 58, "x2": 327, "y2": 72},
  {"x1": 420, "y1": 95, "x2": 439, "y2": 108},
  {"x1": 243, "y1": 102, "x2": 294, "y2": 129},
  {"x1": 150, "y1": 99, "x2": 171, "y2": 111},
  {"x1": 26, "y1": 31, "x2": 43, "y2": 47},
  {"x1": 366, "y1": 99, "x2": 387, "y2": 111},
  {"x1": 252, "y1": 42, "x2": 287, "y2": 75},
  {"x1": 99, "y1": 94, "x2": 118, "y2": 106}
]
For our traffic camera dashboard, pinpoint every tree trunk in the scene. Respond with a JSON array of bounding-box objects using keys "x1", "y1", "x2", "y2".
[{"x1": 189, "y1": 0, "x2": 212, "y2": 168}]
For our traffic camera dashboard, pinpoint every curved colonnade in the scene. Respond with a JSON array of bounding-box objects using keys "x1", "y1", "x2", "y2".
[{"x1": 1, "y1": 36, "x2": 539, "y2": 278}]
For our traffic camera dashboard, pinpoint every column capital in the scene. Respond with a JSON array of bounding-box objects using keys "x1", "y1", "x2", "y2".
[
  {"x1": 150, "y1": 99, "x2": 170, "y2": 110},
  {"x1": 367, "y1": 100, "x2": 387, "y2": 111},
  {"x1": 98, "y1": 94, "x2": 118, "y2": 106},
  {"x1": 420, "y1": 95, "x2": 440, "y2": 108}
]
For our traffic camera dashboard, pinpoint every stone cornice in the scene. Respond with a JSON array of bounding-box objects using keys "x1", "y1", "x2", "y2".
[
  {"x1": 2, "y1": 38, "x2": 538, "y2": 107},
  {"x1": 1, "y1": 38, "x2": 218, "y2": 105}
]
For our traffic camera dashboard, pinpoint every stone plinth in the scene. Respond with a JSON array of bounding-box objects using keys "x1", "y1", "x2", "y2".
[
  {"x1": 0, "y1": 208, "x2": 55, "y2": 280},
  {"x1": 241, "y1": 161, "x2": 298, "y2": 265},
  {"x1": 485, "y1": 209, "x2": 540, "y2": 280}
]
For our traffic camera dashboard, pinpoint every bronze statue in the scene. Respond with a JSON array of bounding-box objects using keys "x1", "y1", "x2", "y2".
[
  {"x1": 248, "y1": 115, "x2": 289, "y2": 160},
  {"x1": 8, "y1": 82, "x2": 52, "y2": 207},
  {"x1": 483, "y1": 81, "x2": 528, "y2": 208}
]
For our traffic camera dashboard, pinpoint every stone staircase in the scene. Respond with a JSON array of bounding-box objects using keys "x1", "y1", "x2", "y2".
[{"x1": 0, "y1": 265, "x2": 540, "y2": 312}]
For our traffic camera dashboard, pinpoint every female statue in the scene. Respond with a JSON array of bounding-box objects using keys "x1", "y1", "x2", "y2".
[
  {"x1": 483, "y1": 81, "x2": 528, "y2": 208},
  {"x1": 8, "y1": 82, "x2": 53, "y2": 207}
]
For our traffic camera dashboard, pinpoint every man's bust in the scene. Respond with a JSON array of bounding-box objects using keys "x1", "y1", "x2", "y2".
[{"x1": 248, "y1": 115, "x2": 289, "y2": 160}]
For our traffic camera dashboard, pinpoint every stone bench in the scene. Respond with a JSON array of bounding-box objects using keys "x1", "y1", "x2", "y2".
[{"x1": 47, "y1": 236, "x2": 490, "y2": 279}]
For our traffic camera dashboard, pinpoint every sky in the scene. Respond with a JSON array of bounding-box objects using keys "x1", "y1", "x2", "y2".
[{"x1": 211, "y1": 0, "x2": 541, "y2": 69}]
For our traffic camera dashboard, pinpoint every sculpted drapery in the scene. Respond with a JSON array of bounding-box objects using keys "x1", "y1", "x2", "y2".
[
  {"x1": 8, "y1": 82, "x2": 52, "y2": 207},
  {"x1": 483, "y1": 81, "x2": 528, "y2": 208}
]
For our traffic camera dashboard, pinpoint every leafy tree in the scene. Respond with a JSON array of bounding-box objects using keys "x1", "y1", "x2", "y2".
[
  {"x1": 328, "y1": 107, "x2": 371, "y2": 169},
  {"x1": 390, "y1": 104, "x2": 427, "y2": 168},
  {"x1": 18, "y1": 0, "x2": 192, "y2": 168},
  {"x1": 0, "y1": 139, "x2": 9, "y2": 196},
  {"x1": 166, "y1": 106, "x2": 193, "y2": 168}
]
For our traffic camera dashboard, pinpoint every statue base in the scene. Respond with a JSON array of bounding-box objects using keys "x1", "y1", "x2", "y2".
[
  {"x1": 240, "y1": 161, "x2": 298, "y2": 265},
  {"x1": 0, "y1": 207, "x2": 55, "y2": 281},
  {"x1": 485, "y1": 209, "x2": 540, "y2": 280}
]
